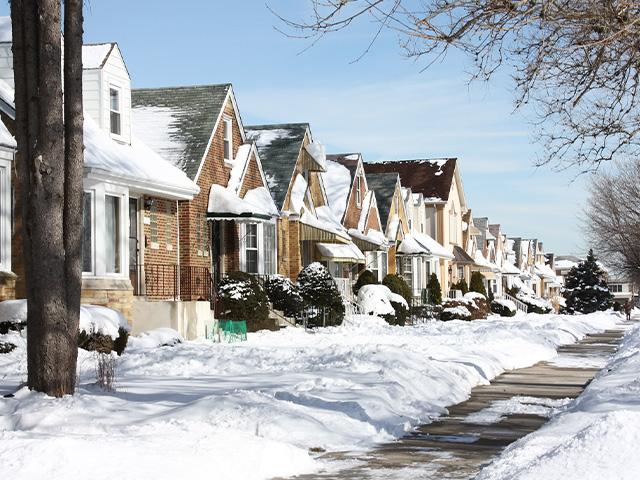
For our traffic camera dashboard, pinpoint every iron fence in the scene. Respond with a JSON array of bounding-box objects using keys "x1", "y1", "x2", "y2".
[{"x1": 131, "y1": 264, "x2": 212, "y2": 302}]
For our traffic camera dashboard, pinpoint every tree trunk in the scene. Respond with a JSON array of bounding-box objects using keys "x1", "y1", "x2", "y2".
[{"x1": 11, "y1": 0, "x2": 84, "y2": 397}]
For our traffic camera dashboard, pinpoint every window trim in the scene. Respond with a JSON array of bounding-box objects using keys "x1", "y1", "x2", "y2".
[
  {"x1": 82, "y1": 190, "x2": 96, "y2": 274},
  {"x1": 0, "y1": 158, "x2": 12, "y2": 272},
  {"x1": 240, "y1": 221, "x2": 277, "y2": 275},
  {"x1": 223, "y1": 116, "x2": 233, "y2": 162},
  {"x1": 355, "y1": 175, "x2": 362, "y2": 207},
  {"x1": 109, "y1": 85, "x2": 122, "y2": 137}
]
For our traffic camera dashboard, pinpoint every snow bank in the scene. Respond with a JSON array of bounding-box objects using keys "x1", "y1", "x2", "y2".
[
  {"x1": 0, "y1": 300, "x2": 129, "y2": 339},
  {"x1": 493, "y1": 298, "x2": 517, "y2": 313},
  {"x1": 127, "y1": 328, "x2": 183, "y2": 350},
  {"x1": 0, "y1": 311, "x2": 622, "y2": 480},
  {"x1": 478, "y1": 321, "x2": 640, "y2": 480}
]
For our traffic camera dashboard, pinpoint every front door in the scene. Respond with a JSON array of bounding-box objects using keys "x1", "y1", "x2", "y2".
[{"x1": 129, "y1": 197, "x2": 140, "y2": 293}]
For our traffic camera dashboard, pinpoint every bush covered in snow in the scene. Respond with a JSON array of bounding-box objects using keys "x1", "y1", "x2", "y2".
[
  {"x1": 0, "y1": 299, "x2": 27, "y2": 334},
  {"x1": 382, "y1": 274, "x2": 412, "y2": 305},
  {"x1": 357, "y1": 284, "x2": 408, "y2": 326},
  {"x1": 78, "y1": 305, "x2": 131, "y2": 355},
  {"x1": 297, "y1": 263, "x2": 344, "y2": 327},
  {"x1": 441, "y1": 305, "x2": 472, "y2": 321},
  {"x1": 352, "y1": 270, "x2": 378, "y2": 295},
  {"x1": 441, "y1": 292, "x2": 490, "y2": 320},
  {"x1": 491, "y1": 298, "x2": 517, "y2": 317},
  {"x1": 427, "y1": 273, "x2": 442, "y2": 304},
  {"x1": 218, "y1": 272, "x2": 274, "y2": 331},
  {"x1": 469, "y1": 271, "x2": 487, "y2": 297},
  {"x1": 265, "y1": 275, "x2": 304, "y2": 318},
  {"x1": 517, "y1": 291, "x2": 553, "y2": 314}
]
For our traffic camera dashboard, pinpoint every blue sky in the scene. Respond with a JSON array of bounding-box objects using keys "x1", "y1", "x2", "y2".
[{"x1": 1, "y1": 1, "x2": 590, "y2": 254}]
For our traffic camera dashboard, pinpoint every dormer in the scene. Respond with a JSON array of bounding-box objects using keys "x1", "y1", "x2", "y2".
[{"x1": 82, "y1": 43, "x2": 132, "y2": 145}]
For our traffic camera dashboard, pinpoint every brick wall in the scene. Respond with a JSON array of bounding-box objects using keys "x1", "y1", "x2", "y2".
[
  {"x1": 342, "y1": 173, "x2": 367, "y2": 230},
  {"x1": 365, "y1": 203, "x2": 382, "y2": 233}
]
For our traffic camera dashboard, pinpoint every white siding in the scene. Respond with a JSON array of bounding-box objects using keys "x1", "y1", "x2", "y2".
[
  {"x1": 82, "y1": 68, "x2": 101, "y2": 126},
  {"x1": 99, "y1": 46, "x2": 131, "y2": 144}
]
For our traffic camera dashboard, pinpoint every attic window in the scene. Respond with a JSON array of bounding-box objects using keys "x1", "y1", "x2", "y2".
[
  {"x1": 223, "y1": 117, "x2": 232, "y2": 161},
  {"x1": 109, "y1": 87, "x2": 121, "y2": 136},
  {"x1": 355, "y1": 175, "x2": 362, "y2": 207}
]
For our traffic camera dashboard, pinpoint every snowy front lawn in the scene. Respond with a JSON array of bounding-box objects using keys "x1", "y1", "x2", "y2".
[
  {"x1": 477, "y1": 321, "x2": 640, "y2": 480},
  {"x1": 0, "y1": 312, "x2": 621, "y2": 480}
]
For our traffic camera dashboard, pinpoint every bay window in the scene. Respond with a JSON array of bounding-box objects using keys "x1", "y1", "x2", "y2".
[{"x1": 82, "y1": 181, "x2": 127, "y2": 277}]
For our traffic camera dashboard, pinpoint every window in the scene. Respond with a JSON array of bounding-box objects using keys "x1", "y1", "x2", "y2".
[
  {"x1": 380, "y1": 252, "x2": 388, "y2": 279},
  {"x1": 82, "y1": 192, "x2": 93, "y2": 273},
  {"x1": 401, "y1": 257, "x2": 413, "y2": 292},
  {"x1": 610, "y1": 284, "x2": 623, "y2": 293},
  {"x1": 105, "y1": 195, "x2": 121, "y2": 273},
  {"x1": 0, "y1": 162, "x2": 11, "y2": 271},
  {"x1": 150, "y1": 201, "x2": 158, "y2": 244},
  {"x1": 223, "y1": 117, "x2": 232, "y2": 161},
  {"x1": 355, "y1": 175, "x2": 362, "y2": 207},
  {"x1": 245, "y1": 223, "x2": 258, "y2": 274},
  {"x1": 367, "y1": 252, "x2": 378, "y2": 279},
  {"x1": 264, "y1": 222, "x2": 276, "y2": 275},
  {"x1": 457, "y1": 266, "x2": 464, "y2": 280},
  {"x1": 109, "y1": 88, "x2": 121, "y2": 136}
]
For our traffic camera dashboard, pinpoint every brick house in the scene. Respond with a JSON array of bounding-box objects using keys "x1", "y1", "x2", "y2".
[
  {"x1": 132, "y1": 84, "x2": 279, "y2": 309},
  {"x1": 245, "y1": 123, "x2": 356, "y2": 295},
  {"x1": 0, "y1": 31, "x2": 200, "y2": 324},
  {"x1": 323, "y1": 153, "x2": 388, "y2": 282}
]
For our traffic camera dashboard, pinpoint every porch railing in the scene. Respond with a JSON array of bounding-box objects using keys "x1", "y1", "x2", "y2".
[
  {"x1": 500, "y1": 292, "x2": 529, "y2": 314},
  {"x1": 447, "y1": 289, "x2": 463, "y2": 299},
  {"x1": 131, "y1": 264, "x2": 212, "y2": 302}
]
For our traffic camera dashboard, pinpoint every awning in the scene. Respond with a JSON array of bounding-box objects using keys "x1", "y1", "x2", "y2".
[
  {"x1": 207, "y1": 184, "x2": 277, "y2": 222},
  {"x1": 481, "y1": 271, "x2": 496, "y2": 280},
  {"x1": 299, "y1": 211, "x2": 351, "y2": 244},
  {"x1": 316, "y1": 242, "x2": 365, "y2": 263},
  {"x1": 452, "y1": 245, "x2": 475, "y2": 265},
  {"x1": 348, "y1": 228, "x2": 388, "y2": 252}
]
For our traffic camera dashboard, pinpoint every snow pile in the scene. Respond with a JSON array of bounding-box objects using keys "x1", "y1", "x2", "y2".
[
  {"x1": 79, "y1": 305, "x2": 130, "y2": 339},
  {"x1": 357, "y1": 284, "x2": 407, "y2": 317},
  {"x1": 207, "y1": 184, "x2": 277, "y2": 219},
  {"x1": 341, "y1": 313, "x2": 388, "y2": 328},
  {"x1": 0, "y1": 300, "x2": 128, "y2": 339},
  {"x1": 478, "y1": 322, "x2": 640, "y2": 480},
  {"x1": 289, "y1": 173, "x2": 308, "y2": 214},
  {"x1": 127, "y1": 328, "x2": 183, "y2": 350},
  {"x1": 0, "y1": 312, "x2": 622, "y2": 480}
]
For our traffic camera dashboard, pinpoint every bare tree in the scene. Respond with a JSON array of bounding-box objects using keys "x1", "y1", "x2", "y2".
[
  {"x1": 274, "y1": 1, "x2": 640, "y2": 171},
  {"x1": 11, "y1": 0, "x2": 84, "y2": 397},
  {"x1": 586, "y1": 160, "x2": 640, "y2": 283}
]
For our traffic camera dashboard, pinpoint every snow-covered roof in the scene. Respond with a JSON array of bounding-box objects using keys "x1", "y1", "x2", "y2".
[
  {"x1": 348, "y1": 228, "x2": 387, "y2": 249},
  {"x1": 554, "y1": 259, "x2": 578, "y2": 270},
  {"x1": 0, "y1": 117, "x2": 15, "y2": 149},
  {"x1": 82, "y1": 43, "x2": 115, "y2": 69},
  {"x1": 300, "y1": 209, "x2": 351, "y2": 242},
  {"x1": 321, "y1": 159, "x2": 352, "y2": 222},
  {"x1": 501, "y1": 261, "x2": 521, "y2": 275},
  {"x1": 398, "y1": 233, "x2": 454, "y2": 259},
  {"x1": 207, "y1": 184, "x2": 277, "y2": 221},
  {"x1": 316, "y1": 242, "x2": 365, "y2": 264},
  {"x1": 84, "y1": 115, "x2": 199, "y2": 199},
  {"x1": 304, "y1": 141, "x2": 327, "y2": 171},
  {"x1": 534, "y1": 263, "x2": 558, "y2": 281}
]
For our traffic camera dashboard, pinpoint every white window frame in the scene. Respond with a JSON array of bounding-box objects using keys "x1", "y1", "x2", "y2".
[
  {"x1": 82, "y1": 180, "x2": 129, "y2": 279},
  {"x1": 223, "y1": 117, "x2": 233, "y2": 162},
  {"x1": 109, "y1": 85, "x2": 122, "y2": 138},
  {"x1": 0, "y1": 157, "x2": 11, "y2": 272},
  {"x1": 240, "y1": 221, "x2": 277, "y2": 275},
  {"x1": 82, "y1": 190, "x2": 96, "y2": 274}
]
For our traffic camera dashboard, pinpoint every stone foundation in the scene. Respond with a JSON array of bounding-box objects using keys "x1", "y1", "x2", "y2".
[{"x1": 81, "y1": 277, "x2": 134, "y2": 324}]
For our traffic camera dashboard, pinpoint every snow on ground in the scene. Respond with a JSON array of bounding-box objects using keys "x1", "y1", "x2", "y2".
[
  {"x1": 477, "y1": 321, "x2": 640, "y2": 480},
  {"x1": 0, "y1": 311, "x2": 621, "y2": 480}
]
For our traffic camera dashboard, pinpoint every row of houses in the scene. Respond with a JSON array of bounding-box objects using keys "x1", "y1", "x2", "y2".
[{"x1": 0, "y1": 21, "x2": 588, "y2": 336}]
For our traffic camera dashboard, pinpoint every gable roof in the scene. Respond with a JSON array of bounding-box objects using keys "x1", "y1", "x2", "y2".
[
  {"x1": 245, "y1": 123, "x2": 309, "y2": 210},
  {"x1": 132, "y1": 83, "x2": 233, "y2": 181},
  {"x1": 365, "y1": 172, "x2": 399, "y2": 230},
  {"x1": 364, "y1": 158, "x2": 458, "y2": 203},
  {"x1": 326, "y1": 153, "x2": 361, "y2": 179},
  {"x1": 82, "y1": 43, "x2": 116, "y2": 70}
]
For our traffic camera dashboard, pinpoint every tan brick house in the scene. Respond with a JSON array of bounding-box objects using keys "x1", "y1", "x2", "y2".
[
  {"x1": 323, "y1": 153, "x2": 388, "y2": 282},
  {"x1": 245, "y1": 124, "x2": 355, "y2": 293},
  {"x1": 132, "y1": 84, "x2": 279, "y2": 310}
]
